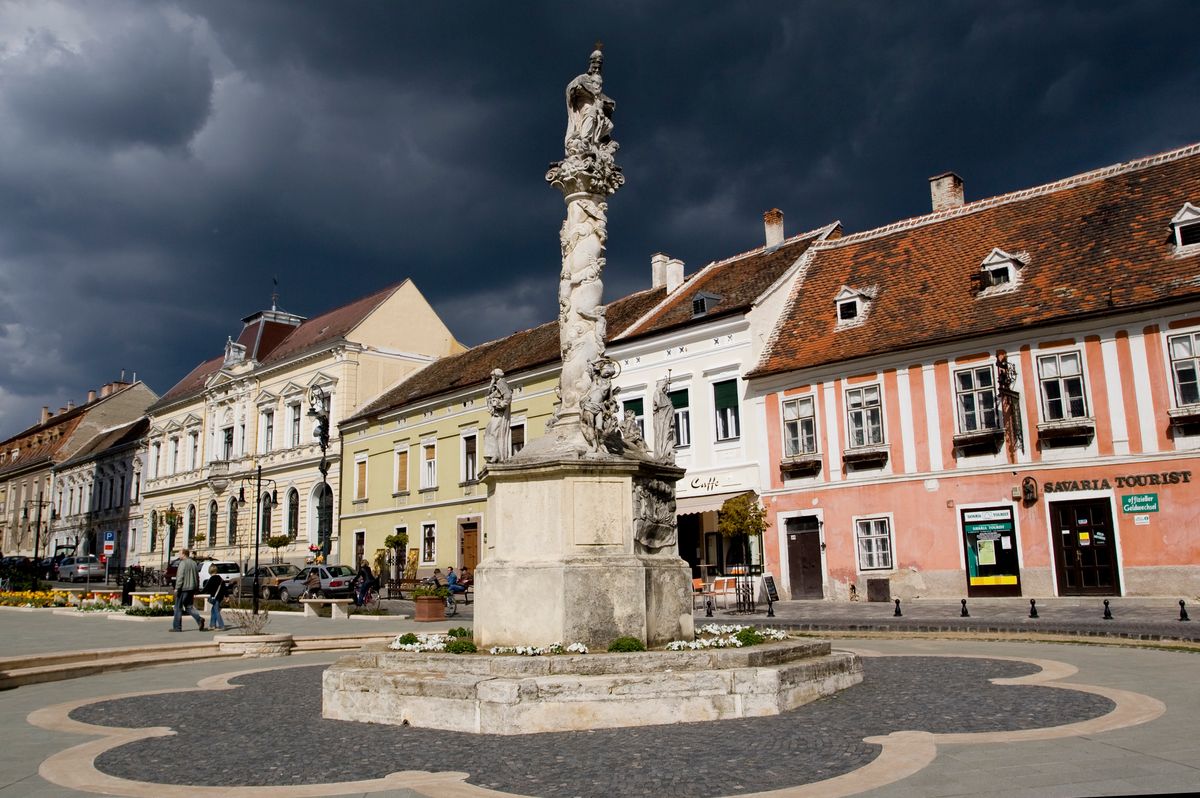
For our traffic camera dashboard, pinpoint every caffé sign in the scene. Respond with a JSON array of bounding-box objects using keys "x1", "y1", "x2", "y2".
[{"x1": 1042, "y1": 470, "x2": 1192, "y2": 493}]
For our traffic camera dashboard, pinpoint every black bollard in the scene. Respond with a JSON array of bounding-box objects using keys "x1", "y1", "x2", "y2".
[
  {"x1": 767, "y1": 598, "x2": 776, "y2": 618},
  {"x1": 894, "y1": 598, "x2": 902, "y2": 617},
  {"x1": 1180, "y1": 600, "x2": 1190, "y2": 622},
  {"x1": 1029, "y1": 598, "x2": 1039, "y2": 618},
  {"x1": 1103, "y1": 599, "x2": 1113, "y2": 620},
  {"x1": 960, "y1": 598, "x2": 969, "y2": 617},
  {"x1": 705, "y1": 596, "x2": 714, "y2": 618}
]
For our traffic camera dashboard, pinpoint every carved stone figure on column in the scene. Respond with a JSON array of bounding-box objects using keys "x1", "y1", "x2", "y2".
[
  {"x1": 652, "y1": 377, "x2": 676, "y2": 463},
  {"x1": 634, "y1": 477, "x2": 678, "y2": 551},
  {"x1": 483, "y1": 369, "x2": 512, "y2": 463},
  {"x1": 580, "y1": 357, "x2": 619, "y2": 452}
]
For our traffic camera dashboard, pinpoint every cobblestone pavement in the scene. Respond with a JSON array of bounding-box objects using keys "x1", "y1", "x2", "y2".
[{"x1": 73, "y1": 656, "x2": 1113, "y2": 797}]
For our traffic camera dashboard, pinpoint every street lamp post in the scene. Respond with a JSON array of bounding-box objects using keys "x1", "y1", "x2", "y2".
[
  {"x1": 307, "y1": 386, "x2": 332, "y2": 560},
  {"x1": 158, "y1": 504, "x2": 182, "y2": 573},
  {"x1": 237, "y1": 465, "x2": 277, "y2": 615},
  {"x1": 20, "y1": 491, "x2": 51, "y2": 563}
]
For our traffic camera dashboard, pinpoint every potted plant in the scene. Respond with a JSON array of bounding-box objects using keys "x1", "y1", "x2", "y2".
[
  {"x1": 384, "y1": 531, "x2": 408, "y2": 583},
  {"x1": 266, "y1": 535, "x2": 290, "y2": 564},
  {"x1": 411, "y1": 582, "x2": 448, "y2": 622}
]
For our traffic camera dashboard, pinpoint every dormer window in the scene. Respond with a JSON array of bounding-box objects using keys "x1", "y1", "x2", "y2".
[
  {"x1": 976, "y1": 248, "x2": 1027, "y2": 294},
  {"x1": 833, "y1": 286, "x2": 875, "y2": 327},
  {"x1": 691, "y1": 292, "x2": 722, "y2": 317},
  {"x1": 1171, "y1": 202, "x2": 1200, "y2": 249},
  {"x1": 223, "y1": 337, "x2": 246, "y2": 366}
]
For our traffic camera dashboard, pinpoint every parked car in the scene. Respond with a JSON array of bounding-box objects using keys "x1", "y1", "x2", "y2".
[
  {"x1": 276, "y1": 564, "x2": 355, "y2": 602},
  {"x1": 198, "y1": 560, "x2": 241, "y2": 587},
  {"x1": 238, "y1": 563, "x2": 301, "y2": 600},
  {"x1": 39, "y1": 555, "x2": 67, "y2": 580},
  {"x1": 57, "y1": 555, "x2": 105, "y2": 582}
]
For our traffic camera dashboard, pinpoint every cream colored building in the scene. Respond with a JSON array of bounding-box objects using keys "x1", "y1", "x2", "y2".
[{"x1": 139, "y1": 282, "x2": 461, "y2": 572}]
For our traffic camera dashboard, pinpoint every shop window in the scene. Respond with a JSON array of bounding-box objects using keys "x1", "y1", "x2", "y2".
[
  {"x1": 713, "y1": 379, "x2": 740, "y2": 441},
  {"x1": 955, "y1": 366, "x2": 999, "y2": 432},
  {"x1": 855, "y1": 517, "x2": 893, "y2": 571},
  {"x1": 1037, "y1": 352, "x2": 1088, "y2": 420},
  {"x1": 670, "y1": 389, "x2": 691, "y2": 447},
  {"x1": 782, "y1": 395, "x2": 818, "y2": 456},
  {"x1": 421, "y1": 522, "x2": 436, "y2": 564},
  {"x1": 845, "y1": 385, "x2": 884, "y2": 447}
]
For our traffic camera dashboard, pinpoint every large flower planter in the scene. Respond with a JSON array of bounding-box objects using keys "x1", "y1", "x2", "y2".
[
  {"x1": 213, "y1": 633, "x2": 294, "y2": 658},
  {"x1": 413, "y1": 596, "x2": 444, "y2": 622}
]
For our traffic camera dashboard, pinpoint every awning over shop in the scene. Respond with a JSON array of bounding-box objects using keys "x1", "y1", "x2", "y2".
[{"x1": 675, "y1": 490, "x2": 754, "y2": 517}]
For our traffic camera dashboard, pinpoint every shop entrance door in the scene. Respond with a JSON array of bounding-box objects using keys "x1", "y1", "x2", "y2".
[
  {"x1": 785, "y1": 516, "x2": 823, "y2": 599},
  {"x1": 459, "y1": 520, "x2": 479, "y2": 571},
  {"x1": 961, "y1": 507, "x2": 1022, "y2": 597},
  {"x1": 1050, "y1": 499, "x2": 1120, "y2": 595}
]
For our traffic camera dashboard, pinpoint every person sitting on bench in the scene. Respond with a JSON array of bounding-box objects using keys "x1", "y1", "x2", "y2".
[{"x1": 446, "y1": 566, "x2": 467, "y2": 596}]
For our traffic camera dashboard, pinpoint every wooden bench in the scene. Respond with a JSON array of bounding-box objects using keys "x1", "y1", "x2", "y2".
[
  {"x1": 451, "y1": 585, "x2": 473, "y2": 606},
  {"x1": 385, "y1": 579, "x2": 421, "y2": 599},
  {"x1": 130, "y1": 591, "x2": 173, "y2": 609},
  {"x1": 299, "y1": 598, "x2": 354, "y2": 620}
]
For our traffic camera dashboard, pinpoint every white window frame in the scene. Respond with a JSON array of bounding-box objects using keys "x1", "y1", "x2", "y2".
[
  {"x1": 420, "y1": 521, "x2": 436, "y2": 565},
  {"x1": 289, "y1": 403, "x2": 302, "y2": 448},
  {"x1": 1168, "y1": 330, "x2": 1200, "y2": 408},
  {"x1": 845, "y1": 384, "x2": 884, "y2": 448},
  {"x1": 353, "y1": 453, "x2": 368, "y2": 501},
  {"x1": 1037, "y1": 350, "x2": 1089, "y2": 421},
  {"x1": 461, "y1": 432, "x2": 478, "y2": 483},
  {"x1": 853, "y1": 514, "x2": 895, "y2": 572},
  {"x1": 188, "y1": 431, "x2": 199, "y2": 470},
  {"x1": 782, "y1": 394, "x2": 818, "y2": 456},
  {"x1": 420, "y1": 440, "x2": 437, "y2": 490},
  {"x1": 261, "y1": 410, "x2": 275, "y2": 453},
  {"x1": 837, "y1": 297, "x2": 860, "y2": 321},
  {"x1": 1171, "y1": 202, "x2": 1200, "y2": 249},
  {"x1": 168, "y1": 437, "x2": 179, "y2": 475},
  {"x1": 393, "y1": 445, "x2": 410, "y2": 494},
  {"x1": 150, "y1": 442, "x2": 161, "y2": 477},
  {"x1": 669, "y1": 388, "x2": 691, "y2": 448},
  {"x1": 713, "y1": 379, "x2": 741, "y2": 442},
  {"x1": 954, "y1": 365, "x2": 999, "y2": 433},
  {"x1": 510, "y1": 423, "x2": 526, "y2": 457},
  {"x1": 221, "y1": 427, "x2": 235, "y2": 461}
]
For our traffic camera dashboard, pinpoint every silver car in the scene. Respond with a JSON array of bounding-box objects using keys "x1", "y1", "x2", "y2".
[
  {"x1": 57, "y1": 555, "x2": 105, "y2": 582},
  {"x1": 276, "y1": 564, "x2": 355, "y2": 602}
]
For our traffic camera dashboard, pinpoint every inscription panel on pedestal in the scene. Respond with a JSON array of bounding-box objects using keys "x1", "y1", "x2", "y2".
[{"x1": 572, "y1": 478, "x2": 627, "y2": 546}]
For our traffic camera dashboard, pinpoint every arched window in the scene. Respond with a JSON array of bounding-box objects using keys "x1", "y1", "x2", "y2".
[
  {"x1": 227, "y1": 499, "x2": 239, "y2": 546},
  {"x1": 309, "y1": 482, "x2": 334, "y2": 551},
  {"x1": 186, "y1": 504, "x2": 196, "y2": 549},
  {"x1": 287, "y1": 488, "x2": 299, "y2": 539},
  {"x1": 260, "y1": 493, "x2": 273, "y2": 543},
  {"x1": 150, "y1": 511, "x2": 157, "y2": 552},
  {"x1": 208, "y1": 500, "x2": 218, "y2": 548}
]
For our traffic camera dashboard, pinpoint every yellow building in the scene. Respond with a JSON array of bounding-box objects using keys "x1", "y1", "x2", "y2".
[
  {"x1": 338, "y1": 287, "x2": 666, "y2": 579},
  {"x1": 140, "y1": 282, "x2": 461, "y2": 573}
]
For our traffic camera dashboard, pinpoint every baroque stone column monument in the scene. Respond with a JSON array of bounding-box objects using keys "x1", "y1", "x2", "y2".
[{"x1": 473, "y1": 45, "x2": 693, "y2": 650}]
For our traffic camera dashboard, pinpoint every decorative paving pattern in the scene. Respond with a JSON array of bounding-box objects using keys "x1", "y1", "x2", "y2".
[{"x1": 54, "y1": 655, "x2": 1119, "y2": 798}]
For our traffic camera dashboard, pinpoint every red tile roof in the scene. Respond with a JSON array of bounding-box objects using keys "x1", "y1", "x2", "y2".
[
  {"x1": 753, "y1": 142, "x2": 1200, "y2": 378},
  {"x1": 348, "y1": 286, "x2": 668, "y2": 422},
  {"x1": 618, "y1": 224, "x2": 836, "y2": 342}
]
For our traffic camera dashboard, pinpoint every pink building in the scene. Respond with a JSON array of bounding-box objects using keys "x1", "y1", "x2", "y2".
[{"x1": 749, "y1": 143, "x2": 1200, "y2": 601}]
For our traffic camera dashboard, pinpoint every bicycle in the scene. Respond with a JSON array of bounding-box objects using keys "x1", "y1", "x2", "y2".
[{"x1": 444, "y1": 589, "x2": 462, "y2": 617}]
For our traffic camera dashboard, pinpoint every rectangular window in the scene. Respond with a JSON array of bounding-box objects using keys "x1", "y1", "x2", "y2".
[
  {"x1": 188, "y1": 432, "x2": 199, "y2": 469},
  {"x1": 510, "y1": 424, "x2": 525, "y2": 456},
  {"x1": 782, "y1": 395, "x2": 817, "y2": 456},
  {"x1": 713, "y1": 379, "x2": 740, "y2": 441},
  {"x1": 955, "y1": 366, "x2": 998, "y2": 432},
  {"x1": 151, "y1": 442, "x2": 161, "y2": 477},
  {"x1": 262, "y1": 411, "x2": 274, "y2": 452},
  {"x1": 669, "y1": 389, "x2": 691, "y2": 447},
  {"x1": 118, "y1": 475, "x2": 125, "y2": 507},
  {"x1": 421, "y1": 443, "x2": 437, "y2": 489},
  {"x1": 222, "y1": 428, "x2": 234, "y2": 460},
  {"x1": 846, "y1": 385, "x2": 884, "y2": 447},
  {"x1": 290, "y1": 404, "x2": 302, "y2": 447},
  {"x1": 856, "y1": 517, "x2": 893, "y2": 570},
  {"x1": 421, "y1": 522, "x2": 436, "y2": 564},
  {"x1": 354, "y1": 455, "x2": 368, "y2": 501},
  {"x1": 168, "y1": 438, "x2": 179, "y2": 474},
  {"x1": 1038, "y1": 351, "x2": 1088, "y2": 420},
  {"x1": 622, "y1": 398, "x2": 645, "y2": 438},
  {"x1": 1169, "y1": 332, "x2": 1200, "y2": 407},
  {"x1": 394, "y1": 448, "x2": 409, "y2": 493},
  {"x1": 462, "y1": 435, "x2": 477, "y2": 482},
  {"x1": 132, "y1": 473, "x2": 140, "y2": 504},
  {"x1": 238, "y1": 423, "x2": 245, "y2": 456}
]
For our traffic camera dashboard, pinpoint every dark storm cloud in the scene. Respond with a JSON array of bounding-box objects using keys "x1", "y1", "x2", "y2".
[{"x1": 0, "y1": 0, "x2": 1197, "y2": 436}]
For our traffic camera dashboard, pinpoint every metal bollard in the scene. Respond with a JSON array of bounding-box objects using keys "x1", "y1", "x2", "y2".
[
  {"x1": 1180, "y1": 600, "x2": 1190, "y2": 622},
  {"x1": 960, "y1": 598, "x2": 969, "y2": 617},
  {"x1": 1029, "y1": 598, "x2": 1038, "y2": 619},
  {"x1": 1103, "y1": 599, "x2": 1113, "y2": 620},
  {"x1": 894, "y1": 598, "x2": 902, "y2": 617},
  {"x1": 705, "y1": 596, "x2": 714, "y2": 618}
]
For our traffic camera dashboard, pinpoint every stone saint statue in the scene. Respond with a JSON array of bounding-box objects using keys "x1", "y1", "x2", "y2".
[
  {"x1": 580, "y1": 357, "x2": 619, "y2": 452},
  {"x1": 565, "y1": 48, "x2": 616, "y2": 157},
  {"x1": 652, "y1": 377, "x2": 676, "y2": 463},
  {"x1": 483, "y1": 369, "x2": 513, "y2": 462}
]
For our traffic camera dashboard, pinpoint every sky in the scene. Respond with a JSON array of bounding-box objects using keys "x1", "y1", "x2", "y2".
[{"x1": 1, "y1": 0, "x2": 1198, "y2": 439}]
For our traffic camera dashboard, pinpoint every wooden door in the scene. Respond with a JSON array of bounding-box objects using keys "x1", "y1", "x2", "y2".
[
  {"x1": 785, "y1": 516, "x2": 823, "y2": 599},
  {"x1": 1050, "y1": 499, "x2": 1120, "y2": 596},
  {"x1": 460, "y1": 520, "x2": 479, "y2": 570}
]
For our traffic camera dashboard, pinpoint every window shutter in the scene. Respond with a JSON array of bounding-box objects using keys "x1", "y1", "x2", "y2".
[
  {"x1": 714, "y1": 380, "x2": 738, "y2": 409},
  {"x1": 669, "y1": 389, "x2": 688, "y2": 410}
]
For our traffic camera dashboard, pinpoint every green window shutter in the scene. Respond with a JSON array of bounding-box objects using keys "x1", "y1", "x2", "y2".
[
  {"x1": 669, "y1": 389, "x2": 689, "y2": 410},
  {"x1": 623, "y1": 398, "x2": 644, "y2": 416},
  {"x1": 714, "y1": 379, "x2": 738, "y2": 410}
]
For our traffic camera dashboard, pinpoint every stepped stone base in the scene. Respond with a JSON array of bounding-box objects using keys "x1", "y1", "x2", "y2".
[
  {"x1": 323, "y1": 639, "x2": 862, "y2": 734},
  {"x1": 213, "y1": 633, "x2": 294, "y2": 658}
]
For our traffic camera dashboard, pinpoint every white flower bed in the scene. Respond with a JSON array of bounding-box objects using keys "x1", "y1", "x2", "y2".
[
  {"x1": 667, "y1": 624, "x2": 790, "y2": 650},
  {"x1": 488, "y1": 641, "x2": 589, "y2": 656},
  {"x1": 389, "y1": 632, "x2": 450, "y2": 652}
]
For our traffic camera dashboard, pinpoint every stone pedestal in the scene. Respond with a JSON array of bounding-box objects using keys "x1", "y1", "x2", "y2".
[{"x1": 475, "y1": 456, "x2": 692, "y2": 650}]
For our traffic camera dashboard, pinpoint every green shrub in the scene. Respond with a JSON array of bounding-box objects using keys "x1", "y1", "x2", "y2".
[
  {"x1": 411, "y1": 584, "x2": 449, "y2": 599},
  {"x1": 445, "y1": 639, "x2": 477, "y2": 654},
  {"x1": 607, "y1": 636, "x2": 646, "y2": 653},
  {"x1": 447, "y1": 627, "x2": 471, "y2": 638},
  {"x1": 125, "y1": 606, "x2": 173, "y2": 617},
  {"x1": 397, "y1": 632, "x2": 419, "y2": 645},
  {"x1": 735, "y1": 627, "x2": 765, "y2": 647}
]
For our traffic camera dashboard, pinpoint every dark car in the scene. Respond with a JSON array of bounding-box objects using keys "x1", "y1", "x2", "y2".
[
  {"x1": 238, "y1": 563, "x2": 301, "y2": 599},
  {"x1": 276, "y1": 565, "x2": 355, "y2": 602},
  {"x1": 39, "y1": 555, "x2": 67, "y2": 580}
]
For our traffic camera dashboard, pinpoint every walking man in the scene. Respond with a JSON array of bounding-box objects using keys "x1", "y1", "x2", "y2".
[{"x1": 171, "y1": 549, "x2": 205, "y2": 632}]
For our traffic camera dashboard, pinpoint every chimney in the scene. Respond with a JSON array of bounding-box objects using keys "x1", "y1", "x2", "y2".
[
  {"x1": 58, "y1": 406, "x2": 67, "y2": 415},
  {"x1": 66, "y1": 401, "x2": 75, "y2": 411},
  {"x1": 40, "y1": 407, "x2": 50, "y2": 424},
  {"x1": 929, "y1": 172, "x2": 964, "y2": 212},
  {"x1": 665, "y1": 258, "x2": 685, "y2": 293},
  {"x1": 763, "y1": 208, "x2": 784, "y2": 248},
  {"x1": 100, "y1": 383, "x2": 112, "y2": 398},
  {"x1": 651, "y1": 253, "x2": 670, "y2": 288},
  {"x1": 87, "y1": 389, "x2": 97, "y2": 403}
]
